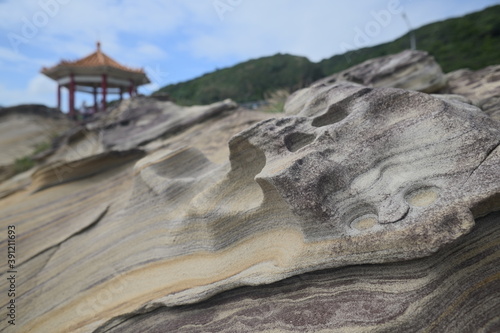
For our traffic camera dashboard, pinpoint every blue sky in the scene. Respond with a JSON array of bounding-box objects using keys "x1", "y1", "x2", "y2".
[{"x1": 0, "y1": 0, "x2": 499, "y2": 110}]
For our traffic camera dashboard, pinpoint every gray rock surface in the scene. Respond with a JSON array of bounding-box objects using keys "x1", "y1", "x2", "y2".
[
  {"x1": 11, "y1": 82, "x2": 499, "y2": 333},
  {"x1": 312, "y1": 50, "x2": 446, "y2": 93},
  {"x1": 443, "y1": 65, "x2": 500, "y2": 121},
  {"x1": 106, "y1": 211, "x2": 500, "y2": 333},
  {"x1": 1, "y1": 71, "x2": 499, "y2": 332},
  {"x1": 242, "y1": 82, "x2": 500, "y2": 249},
  {"x1": 0, "y1": 105, "x2": 73, "y2": 180},
  {"x1": 97, "y1": 97, "x2": 238, "y2": 150}
]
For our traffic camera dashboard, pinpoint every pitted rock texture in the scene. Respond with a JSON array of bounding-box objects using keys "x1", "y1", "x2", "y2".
[
  {"x1": 443, "y1": 65, "x2": 500, "y2": 121},
  {"x1": 238, "y1": 83, "x2": 500, "y2": 248},
  {"x1": 3, "y1": 83, "x2": 499, "y2": 332},
  {"x1": 312, "y1": 50, "x2": 446, "y2": 94}
]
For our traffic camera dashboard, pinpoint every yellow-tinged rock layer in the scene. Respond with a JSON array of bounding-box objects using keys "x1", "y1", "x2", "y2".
[{"x1": 0, "y1": 82, "x2": 499, "y2": 332}]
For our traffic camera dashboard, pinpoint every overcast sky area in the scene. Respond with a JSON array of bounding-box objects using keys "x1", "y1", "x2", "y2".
[{"x1": 0, "y1": 0, "x2": 499, "y2": 110}]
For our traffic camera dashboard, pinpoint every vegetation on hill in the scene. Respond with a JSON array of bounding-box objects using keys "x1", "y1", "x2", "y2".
[
  {"x1": 155, "y1": 54, "x2": 322, "y2": 106},
  {"x1": 319, "y1": 4, "x2": 500, "y2": 75},
  {"x1": 155, "y1": 5, "x2": 500, "y2": 106}
]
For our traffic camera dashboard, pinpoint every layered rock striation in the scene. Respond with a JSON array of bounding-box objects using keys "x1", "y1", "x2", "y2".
[
  {"x1": 0, "y1": 54, "x2": 499, "y2": 332},
  {"x1": 1, "y1": 82, "x2": 498, "y2": 332},
  {"x1": 105, "y1": 210, "x2": 500, "y2": 332}
]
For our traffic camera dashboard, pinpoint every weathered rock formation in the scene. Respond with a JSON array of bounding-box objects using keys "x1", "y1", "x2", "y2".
[
  {"x1": 443, "y1": 65, "x2": 500, "y2": 121},
  {"x1": 40, "y1": 97, "x2": 239, "y2": 166},
  {"x1": 1, "y1": 80, "x2": 498, "y2": 332},
  {"x1": 0, "y1": 105, "x2": 73, "y2": 181},
  {"x1": 105, "y1": 211, "x2": 500, "y2": 332},
  {"x1": 287, "y1": 50, "x2": 500, "y2": 125},
  {"x1": 312, "y1": 50, "x2": 446, "y2": 93},
  {"x1": 97, "y1": 98, "x2": 238, "y2": 151},
  {"x1": 0, "y1": 105, "x2": 72, "y2": 163}
]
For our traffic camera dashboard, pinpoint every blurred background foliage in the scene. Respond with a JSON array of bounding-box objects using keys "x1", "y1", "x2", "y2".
[{"x1": 154, "y1": 5, "x2": 500, "y2": 106}]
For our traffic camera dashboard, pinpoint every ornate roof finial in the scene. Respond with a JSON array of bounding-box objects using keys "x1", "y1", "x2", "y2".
[{"x1": 97, "y1": 41, "x2": 101, "y2": 52}]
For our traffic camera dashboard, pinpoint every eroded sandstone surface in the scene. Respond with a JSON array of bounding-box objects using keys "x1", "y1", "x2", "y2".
[
  {"x1": 105, "y1": 211, "x2": 500, "y2": 332},
  {"x1": 0, "y1": 56, "x2": 499, "y2": 333},
  {"x1": 443, "y1": 65, "x2": 500, "y2": 121},
  {"x1": 312, "y1": 50, "x2": 446, "y2": 93},
  {"x1": 0, "y1": 105, "x2": 73, "y2": 182}
]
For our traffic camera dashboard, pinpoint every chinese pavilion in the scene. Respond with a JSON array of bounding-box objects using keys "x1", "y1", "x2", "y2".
[{"x1": 41, "y1": 42, "x2": 150, "y2": 117}]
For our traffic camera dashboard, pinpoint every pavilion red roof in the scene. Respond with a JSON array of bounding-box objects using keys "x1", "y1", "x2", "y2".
[
  {"x1": 58, "y1": 42, "x2": 143, "y2": 73},
  {"x1": 41, "y1": 42, "x2": 149, "y2": 83}
]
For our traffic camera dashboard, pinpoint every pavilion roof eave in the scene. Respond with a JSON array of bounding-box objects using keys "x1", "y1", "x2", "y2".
[{"x1": 41, "y1": 65, "x2": 150, "y2": 85}]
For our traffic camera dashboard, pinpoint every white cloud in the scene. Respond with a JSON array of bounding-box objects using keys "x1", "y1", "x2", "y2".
[
  {"x1": 0, "y1": 45, "x2": 29, "y2": 62},
  {"x1": 0, "y1": 0, "x2": 187, "y2": 61},
  {"x1": 0, "y1": 45, "x2": 49, "y2": 66},
  {"x1": 0, "y1": 0, "x2": 499, "y2": 108},
  {"x1": 140, "y1": 82, "x2": 160, "y2": 95},
  {"x1": 135, "y1": 43, "x2": 168, "y2": 60},
  {"x1": 3, "y1": 0, "x2": 497, "y2": 65},
  {"x1": 0, "y1": 45, "x2": 53, "y2": 78},
  {"x1": 0, "y1": 0, "x2": 186, "y2": 36},
  {"x1": 183, "y1": 0, "x2": 405, "y2": 62},
  {"x1": 0, "y1": 81, "x2": 54, "y2": 108},
  {"x1": 27, "y1": 74, "x2": 56, "y2": 95}
]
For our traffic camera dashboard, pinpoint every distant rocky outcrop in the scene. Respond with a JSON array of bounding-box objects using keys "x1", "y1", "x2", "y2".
[
  {"x1": 0, "y1": 53, "x2": 499, "y2": 333},
  {"x1": 100, "y1": 98, "x2": 238, "y2": 150},
  {"x1": 0, "y1": 104, "x2": 73, "y2": 181},
  {"x1": 0, "y1": 104, "x2": 65, "y2": 118},
  {"x1": 0, "y1": 104, "x2": 72, "y2": 164},
  {"x1": 287, "y1": 50, "x2": 500, "y2": 124},
  {"x1": 37, "y1": 97, "x2": 239, "y2": 164},
  {"x1": 443, "y1": 65, "x2": 500, "y2": 121},
  {"x1": 286, "y1": 50, "x2": 447, "y2": 116},
  {"x1": 312, "y1": 50, "x2": 446, "y2": 93}
]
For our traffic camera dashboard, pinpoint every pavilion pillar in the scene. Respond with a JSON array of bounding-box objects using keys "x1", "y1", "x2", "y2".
[
  {"x1": 101, "y1": 74, "x2": 107, "y2": 110},
  {"x1": 119, "y1": 88, "x2": 123, "y2": 100},
  {"x1": 69, "y1": 73, "x2": 75, "y2": 118},
  {"x1": 129, "y1": 79, "x2": 135, "y2": 97},
  {"x1": 93, "y1": 87, "x2": 98, "y2": 112},
  {"x1": 57, "y1": 84, "x2": 61, "y2": 110}
]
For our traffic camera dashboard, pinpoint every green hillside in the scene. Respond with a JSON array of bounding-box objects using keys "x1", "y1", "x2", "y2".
[
  {"x1": 155, "y1": 54, "x2": 322, "y2": 106},
  {"x1": 155, "y1": 5, "x2": 500, "y2": 106},
  {"x1": 319, "y1": 4, "x2": 500, "y2": 75}
]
